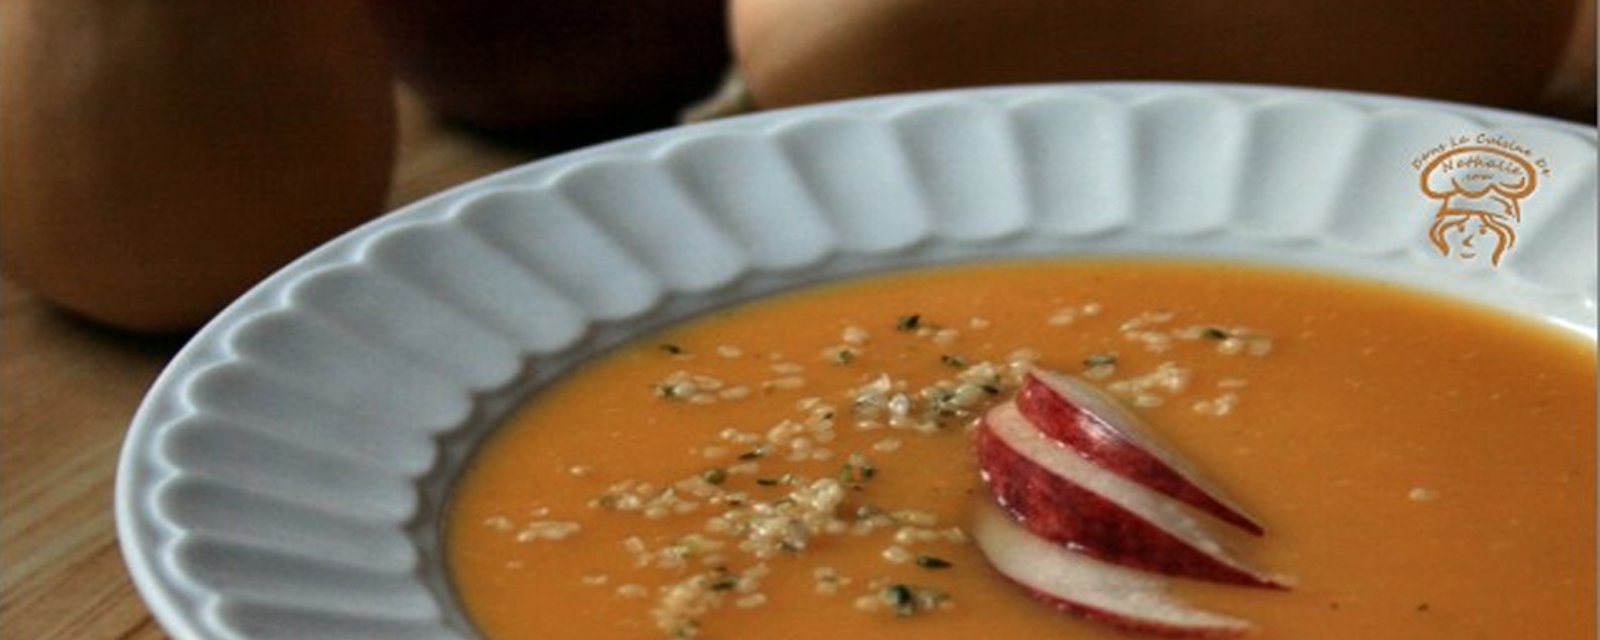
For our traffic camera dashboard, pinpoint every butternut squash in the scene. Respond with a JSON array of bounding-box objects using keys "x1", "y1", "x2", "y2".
[
  {"x1": 732, "y1": 0, "x2": 1594, "y2": 121},
  {"x1": 366, "y1": 0, "x2": 729, "y2": 136},
  {"x1": 1, "y1": 1, "x2": 396, "y2": 332}
]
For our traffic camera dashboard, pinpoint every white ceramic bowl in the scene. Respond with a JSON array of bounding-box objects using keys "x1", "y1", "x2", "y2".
[{"x1": 116, "y1": 84, "x2": 1596, "y2": 639}]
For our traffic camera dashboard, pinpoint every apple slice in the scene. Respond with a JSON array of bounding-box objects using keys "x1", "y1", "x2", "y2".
[
  {"x1": 1017, "y1": 368, "x2": 1265, "y2": 536},
  {"x1": 972, "y1": 499, "x2": 1252, "y2": 638},
  {"x1": 977, "y1": 402, "x2": 1287, "y2": 588}
]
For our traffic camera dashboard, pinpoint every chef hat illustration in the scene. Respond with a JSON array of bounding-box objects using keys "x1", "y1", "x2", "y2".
[{"x1": 1420, "y1": 146, "x2": 1538, "y2": 222}]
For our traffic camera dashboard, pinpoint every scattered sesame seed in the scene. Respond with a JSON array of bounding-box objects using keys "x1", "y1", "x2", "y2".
[
  {"x1": 881, "y1": 545, "x2": 913, "y2": 564},
  {"x1": 1408, "y1": 487, "x2": 1441, "y2": 502},
  {"x1": 556, "y1": 305, "x2": 1279, "y2": 636},
  {"x1": 734, "y1": 593, "x2": 768, "y2": 608},
  {"x1": 1192, "y1": 393, "x2": 1240, "y2": 416},
  {"x1": 617, "y1": 584, "x2": 650, "y2": 599},
  {"x1": 483, "y1": 515, "x2": 514, "y2": 532},
  {"x1": 701, "y1": 446, "x2": 729, "y2": 460},
  {"x1": 514, "y1": 521, "x2": 581, "y2": 542},
  {"x1": 768, "y1": 376, "x2": 806, "y2": 390}
]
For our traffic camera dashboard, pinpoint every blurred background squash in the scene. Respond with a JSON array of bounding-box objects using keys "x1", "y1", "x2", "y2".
[
  {"x1": 366, "y1": 0, "x2": 730, "y2": 138},
  {"x1": 1, "y1": 2, "x2": 396, "y2": 332},
  {"x1": 731, "y1": 0, "x2": 1595, "y2": 121}
]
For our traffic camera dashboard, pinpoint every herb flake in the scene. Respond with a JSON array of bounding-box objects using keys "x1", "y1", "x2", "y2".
[
  {"x1": 700, "y1": 468, "x2": 728, "y2": 485},
  {"x1": 1083, "y1": 353, "x2": 1118, "y2": 367},
  {"x1": 915, "y1": 555, "x2": 953, "y2": 569}
]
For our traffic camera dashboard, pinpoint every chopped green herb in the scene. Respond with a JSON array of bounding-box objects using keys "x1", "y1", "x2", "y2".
[
  {"x1": 738, "y1": 445, "x2": 769, "y2": 461},
  {"x1": 980, "y1": 384, "x2": 1002, "y2": 395},
  {"x1": 879, "y1": 583, "x2": 949, "y2": 616},
  {"x1": 755, "y1": 478, "x2": 781, "y2": 487},
  {"x1": 700, "y1": 468, "x2": 728, "y2": 485},
  {"x1": 709, "y1": 578, "x2": 738, "y2": 591},
  {"x1": 669, "y1": 621, "x2": 699, "y2": 640},
  {"x1": 884, "y1": 584, "x2": 916, "y2": 616},
  {"x1": 834, "y1": 348, "x2": 857, "y2": 364},
  {"x1": 939, "y1": 354, "x2": 967, "y2": 368},
  {"x1": 1083, "y1": 353, "x2": 1118, "y2": 367},
  {"x1": 916, "y1": 555, "x2": 952, "y2": 569},
  {"x1": 838, "y1": 459, "x2": 879, "y2": 484},
  {"x1": 659, "y1": 343, "x2": 684, "y2": 355},
  {"x1": 1201, "y1": 327, "x2": 1231, "y2": 340},
  {"x1": 896, "y1": 314, "x2": 922, "y2": 331}
]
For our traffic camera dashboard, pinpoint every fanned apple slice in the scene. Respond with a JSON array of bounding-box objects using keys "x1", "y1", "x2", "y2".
[
  {"x1": 1018, "y1": 368, "x2": 1265, "y2": 535},
  {"x1": 972, "y1": 499, "x2": 1252, "y2": 638},
  {"x1": 977, "y1": 402, "x2": 1288, "y2": 588}
]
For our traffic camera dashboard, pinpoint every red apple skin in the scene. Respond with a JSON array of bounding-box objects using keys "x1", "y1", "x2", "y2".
[
  {"x1": 1019, "y1": 585, "x2": 1250, "y2": 639},
  {"x1": 975, "y1": 422, "x2": 1284, "y2": 589},
  {"x1": 365, "y1": 0, "x2": 729, "y2": 136},
  {"x1": 1017, "y1": 372, "x2": 1265, "y2": 535},
  {"x1": 973, "y1": 499, "x2": 1254, "y2": 637}
]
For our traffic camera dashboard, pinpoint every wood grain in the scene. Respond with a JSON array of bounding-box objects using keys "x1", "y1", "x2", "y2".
[{"x1": 0, "y1": 86, "x2": 543, "y2": 639}]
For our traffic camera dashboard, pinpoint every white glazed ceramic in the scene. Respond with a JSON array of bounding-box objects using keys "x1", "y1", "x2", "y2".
[{"x1": 116, "y1": 84, "x2": 1597, "y2": 640}]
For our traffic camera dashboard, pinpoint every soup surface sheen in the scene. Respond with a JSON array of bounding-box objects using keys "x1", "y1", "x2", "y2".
[{"x1": 449, "y1": 260, "x2": 1595, "y2": 640}]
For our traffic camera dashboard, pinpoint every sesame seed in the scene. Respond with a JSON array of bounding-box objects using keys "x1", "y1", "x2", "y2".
[
  {"x1": 701, "y1": 446, "x2": 729, "y2": 460},
  {"x1": 1408, "y1": 487, "x2": 1441, "y2": 502},
  {"x1": 1192, "y1": 393, "x2": 1240, "y2": 416},
  {"x1": 768, "y1": 376, "x2": 806, "y2": 390},
  {"x1": 734, "y1": 593, "x2": 768, "y2": 608},
  {"x1": 881, "y1": 545, "x2": 913, "y2": 564},
  {"x1": 514, "y1": 521, "x2": 581, "y2": 542},
  {"x1": 617, "y1": 584, "x2": 650, "y2": 599},
  {"x1": 483, "y1": 515, "x2": 514, "y2": 532}
]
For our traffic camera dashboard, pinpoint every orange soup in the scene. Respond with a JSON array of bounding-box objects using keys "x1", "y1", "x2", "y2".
[{"x1": 447, "y1": 260, "x2": 1595, "y2": 639}]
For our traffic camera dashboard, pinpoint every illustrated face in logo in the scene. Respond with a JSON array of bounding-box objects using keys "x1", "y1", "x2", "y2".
[{"x1": 1420, "y1": 147, "x2": 1537, "y2": 266}]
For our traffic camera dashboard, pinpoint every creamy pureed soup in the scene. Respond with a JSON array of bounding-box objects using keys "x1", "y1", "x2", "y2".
[{"x1": 447, "y1": 260, "x2": 1595, "y2": 639}]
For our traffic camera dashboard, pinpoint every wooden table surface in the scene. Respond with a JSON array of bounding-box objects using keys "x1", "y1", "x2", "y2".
[{"x1": 0, "y1": 88, "x2": 548, "y2": 639}]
